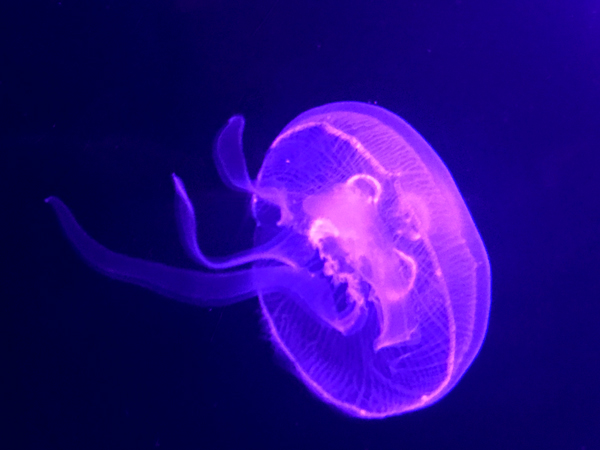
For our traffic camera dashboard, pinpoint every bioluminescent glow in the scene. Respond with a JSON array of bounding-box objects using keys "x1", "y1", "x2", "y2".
[{"x1": 47, "y1": 102, "x2": 490, "y2": 418}]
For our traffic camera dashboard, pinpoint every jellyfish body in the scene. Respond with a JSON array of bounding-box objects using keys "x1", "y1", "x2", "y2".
[{"x1": 47, "y1": 101, "x2": 490, "y2": 419}]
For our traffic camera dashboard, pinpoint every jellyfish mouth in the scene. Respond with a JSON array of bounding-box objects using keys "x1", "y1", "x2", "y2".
[
  {"x1": 305, "y1": 215, "x2": 419, "y2": 350},
  {"x1": 305, "y1": 233, "x2": 371, "y2": 336},
  {"x1": 300, "y1": 172, "x2": 420, "y2": 350}
]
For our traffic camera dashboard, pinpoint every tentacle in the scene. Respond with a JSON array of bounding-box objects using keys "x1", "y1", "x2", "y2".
[
  {"x1": 213, "y1": 115, "x2": 254, "y2": 193},
  {"x1": 45, "y1": 196, "x2": 324, "y2": 307},
  {"x1": 172, "y1": 174, "x2": 297, "y2": 269}
]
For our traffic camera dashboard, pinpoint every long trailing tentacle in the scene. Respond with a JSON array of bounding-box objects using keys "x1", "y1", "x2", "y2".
[{"x1": 46, "y1": 196, "x2": 325, "y2": 307}]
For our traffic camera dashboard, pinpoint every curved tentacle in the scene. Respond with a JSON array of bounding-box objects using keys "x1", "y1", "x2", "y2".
[
  {"x1": 45, "y1": 196, "x2": 323, "y2": 307},
  {"x1": 172, "y1": 174, "x2": 297, "y2": 269}
]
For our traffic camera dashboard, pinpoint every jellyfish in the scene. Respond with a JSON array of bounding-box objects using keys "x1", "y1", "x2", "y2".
[{"x1": 46, "y1": 101, "x2": 491, "y2": 419}]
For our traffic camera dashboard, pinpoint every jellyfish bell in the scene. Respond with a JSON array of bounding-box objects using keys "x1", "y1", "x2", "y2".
[{"x1": 47, "y1": 101, "x2": 491, "y2": 419}]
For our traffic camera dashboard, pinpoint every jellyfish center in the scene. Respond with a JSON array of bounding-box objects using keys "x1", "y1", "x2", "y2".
[{"x1": 303, "y1": 174, "x2": 418, "y2": 350}]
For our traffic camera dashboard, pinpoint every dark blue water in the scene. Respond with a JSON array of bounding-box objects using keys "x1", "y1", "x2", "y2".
[{"x1": 2, "y1": 1, "x2": 599, "y2": 448}]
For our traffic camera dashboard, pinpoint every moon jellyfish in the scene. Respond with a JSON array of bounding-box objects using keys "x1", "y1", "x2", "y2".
[{"x1": 46, "y1": 101, "x2": 490, "y2": 418}]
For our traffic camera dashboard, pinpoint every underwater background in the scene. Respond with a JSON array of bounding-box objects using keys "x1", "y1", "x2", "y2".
[{"x1": 2, "y1": 0, "x2": 599, "y2": 448}]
